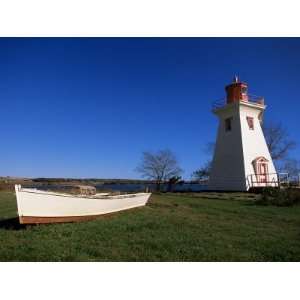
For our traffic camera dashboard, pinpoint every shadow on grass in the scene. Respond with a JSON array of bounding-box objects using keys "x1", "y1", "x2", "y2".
[{"x1": 0, "y1": 217, "x2": 27, "y2": 230}]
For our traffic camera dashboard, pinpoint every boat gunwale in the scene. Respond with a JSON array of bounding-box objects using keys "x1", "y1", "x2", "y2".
[{"x1": 18, "y1": 188, "x2": 151, "y2": 200}]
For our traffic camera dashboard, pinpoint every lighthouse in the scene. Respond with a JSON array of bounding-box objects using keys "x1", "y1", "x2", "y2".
[{"x1": 208, "y1": 77, "x2": 278, "y2": 191}]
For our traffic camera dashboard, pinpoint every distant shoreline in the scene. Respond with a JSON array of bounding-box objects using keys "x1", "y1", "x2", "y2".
[
  {"x1": 0, "y1": 176, "x2": 205, "y2": 192},
  {"x1": 1, "y1": 176, "x2": 153, "y2": 184}
]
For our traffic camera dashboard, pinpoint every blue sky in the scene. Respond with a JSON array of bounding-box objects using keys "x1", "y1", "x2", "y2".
[{"x1": 1, "y1": 38, "x2": 299, "y2": 179}]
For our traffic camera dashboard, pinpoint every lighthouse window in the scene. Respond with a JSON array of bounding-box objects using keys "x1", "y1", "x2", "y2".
[
  {"x1": 247, "y1": 116, "x2": 254, "y2": 130},
  {"x1": 241, "y1": 87, "x2": 247, "y2": 94},
  {"x1": 225, "y1": 117, "x2": 232, "y2": 131}
]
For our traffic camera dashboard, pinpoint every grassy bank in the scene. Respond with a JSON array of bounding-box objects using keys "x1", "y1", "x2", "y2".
[{"x1": 0, "y1": 191, "x2": 300, "y2": 261}]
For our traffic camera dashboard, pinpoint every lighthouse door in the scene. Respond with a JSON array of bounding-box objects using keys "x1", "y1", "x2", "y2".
[
  {"x1": 258, "y1": 162, "x2": 268, "y2": 184},
  {"x1": 252, "y1": 157, "x2": 269, "y2": 186}
]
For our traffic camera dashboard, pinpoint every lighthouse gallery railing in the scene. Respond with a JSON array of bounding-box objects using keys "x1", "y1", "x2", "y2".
[
  {"x1": 246, "y1": 172, "x2": 289, "y2": 189},
  {"x1": 212, "y1": 94, "x2": 265, "y2": 110}
]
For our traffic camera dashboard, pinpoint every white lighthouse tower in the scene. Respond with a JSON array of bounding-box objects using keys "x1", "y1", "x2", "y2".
[{"x1": 208, "y1": 77, "x2": 278, "y2": 191}]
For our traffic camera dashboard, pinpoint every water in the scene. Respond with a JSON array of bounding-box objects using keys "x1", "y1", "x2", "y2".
[
  {"x1": 94, "y1": 183, "x2": 208, "y2": 192},
  {"x1": 30, "y1": 183, "x2": 208, "y2": 193}
]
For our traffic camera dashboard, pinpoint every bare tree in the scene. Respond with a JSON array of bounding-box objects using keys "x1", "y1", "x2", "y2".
[
  {"x1": 167, "y1": 176, "x2": 183, "y2": 192},
  {"x1": 191, "y1": 161, "x2": 211, "y2": 181},
  {"x1": 191, "y1": 142, "x2": 214, "y2": 181},
  {"x1": 203, "y1": 142, "x2": 215, "y2": 157},
  {"x1": 279, "y1": 159, "x2": 300, "y2": 182},
  {"x1": 263, "y1": 122, "x2": 296, "y2": 162},
  {"x1": 136, "y1": 150, "x2": 183, "y2": 191}
]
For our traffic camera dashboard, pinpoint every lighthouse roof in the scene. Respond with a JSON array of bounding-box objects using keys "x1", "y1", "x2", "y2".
[{"x1": 212, "y1": 77, "x2": 265, "y2": 111}]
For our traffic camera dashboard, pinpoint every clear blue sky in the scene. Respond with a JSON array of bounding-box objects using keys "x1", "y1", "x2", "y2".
[{"x1": 1, "y1": 38, "x2": 299, "y2": 179}]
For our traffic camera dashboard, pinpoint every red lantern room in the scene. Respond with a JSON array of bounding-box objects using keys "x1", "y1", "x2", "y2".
[{"x1": 225, "y1": 76, "x2": 248, "y2": 104}]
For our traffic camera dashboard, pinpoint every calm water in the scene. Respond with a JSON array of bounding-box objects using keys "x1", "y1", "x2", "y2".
[
  {"x1": 32, "y1": 183, "x2": 208, "y2": 193},
  {"x1": 94, "y1": 183, "x2": 207, "y2": 192}
]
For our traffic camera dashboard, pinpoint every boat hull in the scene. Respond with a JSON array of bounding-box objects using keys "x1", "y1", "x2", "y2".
[
  {"x1": 19, "y1": 214, "x2": 119, "y2": 224},
  {"x1": 15, "y1": 185, "x2": 151, "y2": 224}
]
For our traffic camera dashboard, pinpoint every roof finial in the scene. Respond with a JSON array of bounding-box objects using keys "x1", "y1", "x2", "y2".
[{"x1": 233, "y1": 75, "x2": 239, "y2": 83}]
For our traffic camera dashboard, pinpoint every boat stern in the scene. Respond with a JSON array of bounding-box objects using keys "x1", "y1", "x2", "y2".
[{"x1": 14, "y1": 184, "x2": 24, "y2": 224}]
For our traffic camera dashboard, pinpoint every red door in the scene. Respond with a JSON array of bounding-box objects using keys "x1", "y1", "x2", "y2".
[
  {"x1": 252, "y1": 157, "x2": 270, "y2": 187},
  {"x1": 258, "y1": 163, "x2": 268, "y2": 184}
]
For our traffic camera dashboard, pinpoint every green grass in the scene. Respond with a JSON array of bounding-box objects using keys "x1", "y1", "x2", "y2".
[{"x1": 0, "y1": 191, "x2": 300, "y2": 261}]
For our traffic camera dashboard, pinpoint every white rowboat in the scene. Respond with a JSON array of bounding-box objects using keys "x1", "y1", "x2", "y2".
[{"x1": 15, "y1": 185, "x2": 151, "y2": 224}]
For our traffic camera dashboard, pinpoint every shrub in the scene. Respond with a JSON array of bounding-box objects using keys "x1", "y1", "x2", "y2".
[{"x1": 256, "y1": 187, "x2": 300, "y2": 207}]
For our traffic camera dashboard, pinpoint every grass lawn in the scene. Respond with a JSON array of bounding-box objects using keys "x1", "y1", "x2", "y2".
[{"x1": 0, "y1": 191, "x2": 300, "y2": 261}]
